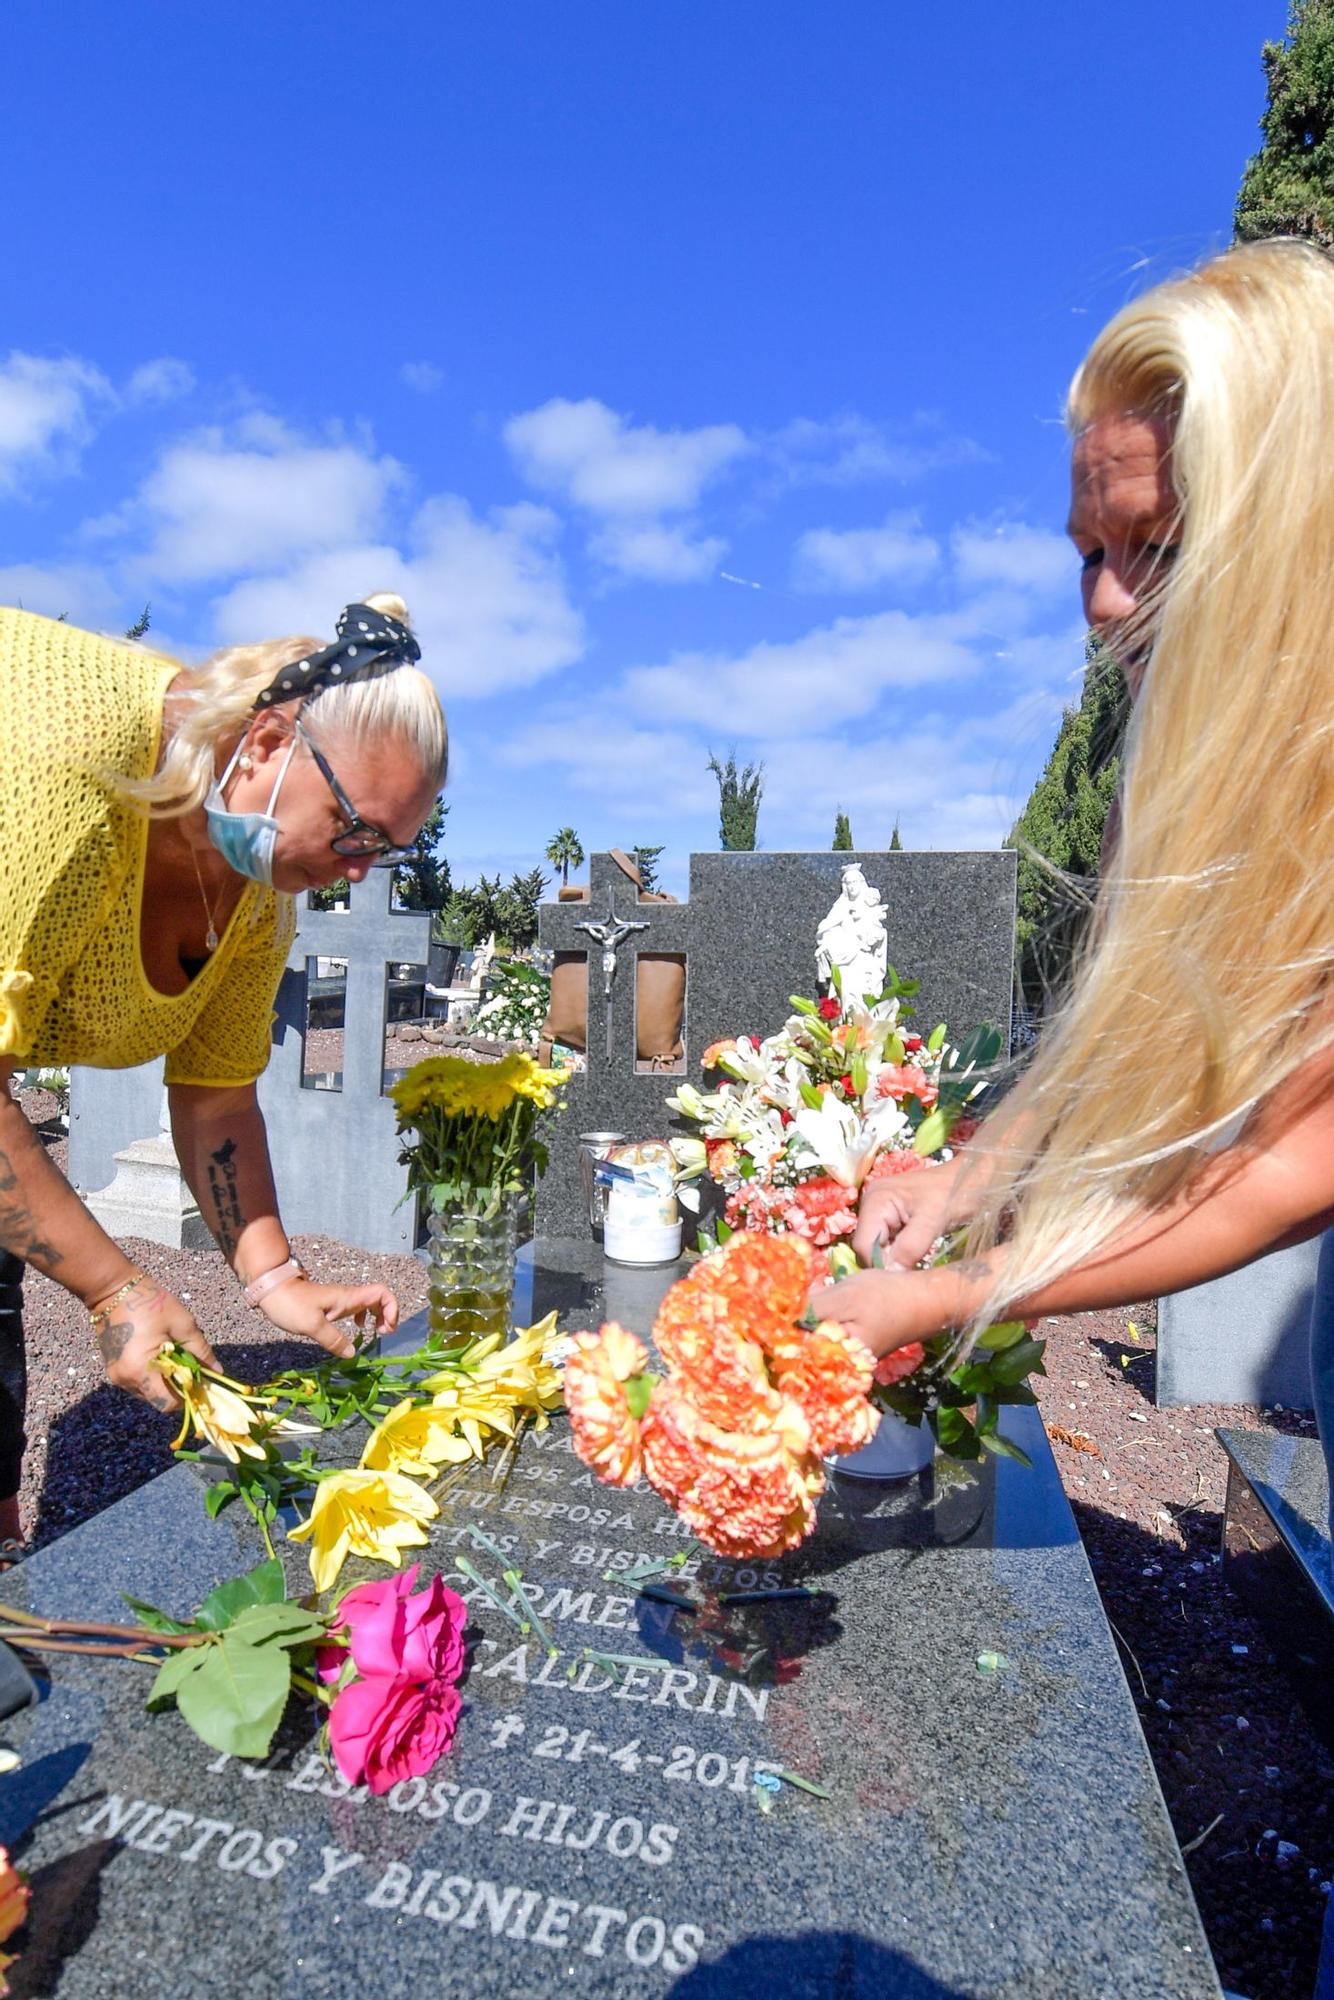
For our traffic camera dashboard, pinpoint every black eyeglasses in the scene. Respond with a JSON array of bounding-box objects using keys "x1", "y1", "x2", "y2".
[{"x1": 294, "y1": 721, "x2": 416, "y2": 864}]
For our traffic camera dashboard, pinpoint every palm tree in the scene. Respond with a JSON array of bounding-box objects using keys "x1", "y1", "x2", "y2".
[{"x1": 544, "y1": 826, "x2": 585, "y2": 888}]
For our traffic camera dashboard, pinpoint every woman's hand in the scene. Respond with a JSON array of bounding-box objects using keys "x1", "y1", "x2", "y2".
[
  {"x1": 257, "y1": 1276, "x2": 400, "y2": 1358},
  {"x1": 92, "y1": 1276, "x2": 222, "y2": 1411},
  {"x1": 818, "y1": 1267, "x2": 941, "y2": 1361},
  {"x1": 851, "y1": 1157, "x2": 967, "y2": 1269}
]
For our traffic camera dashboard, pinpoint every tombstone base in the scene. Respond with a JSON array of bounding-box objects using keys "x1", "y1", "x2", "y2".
[{"x1": 84, "y1": 1135, "x2": 214, "y2": 1251}]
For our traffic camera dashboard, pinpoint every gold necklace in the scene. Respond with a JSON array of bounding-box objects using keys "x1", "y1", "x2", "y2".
[{"x1": 188, "y1": 841, "x2": 225, "y2": 953}]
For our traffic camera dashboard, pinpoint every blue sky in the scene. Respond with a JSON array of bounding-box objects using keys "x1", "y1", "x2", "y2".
[{"x1": 4, "y1": 1, "x2": 1279, "y2": 894}]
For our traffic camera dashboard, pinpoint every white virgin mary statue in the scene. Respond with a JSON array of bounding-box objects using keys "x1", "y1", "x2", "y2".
[{"x1": 815, "y1": 863, "x2": 888, "y2": 1005}]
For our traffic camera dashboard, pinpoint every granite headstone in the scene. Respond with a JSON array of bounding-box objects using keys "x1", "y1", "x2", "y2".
[{"x1": 537, "y1": 850, "x2": 1016, "y2": 1236}]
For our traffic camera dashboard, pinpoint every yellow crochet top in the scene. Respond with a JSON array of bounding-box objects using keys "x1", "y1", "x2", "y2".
[{"x1": 0, "y1": 607, "x2": 295, "y2": 1087}]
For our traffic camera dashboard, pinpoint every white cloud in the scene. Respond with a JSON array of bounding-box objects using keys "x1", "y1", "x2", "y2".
[
  {"x1": 125, "y1": 358, "x2": 196, "y2": 406},
  {"x1": 588, "y1": 520, "x2": 725, "y2": 582},
  {"x1": 0, "y1": 561, "x2": 127, "y2": 631},
  {"x1": 209, "y1": 496, "x2": 583, "y2": 699},
  {"x1": 504, "y1": 397, "x2": 748, "y2": 515},
  {"x1": 622, "y1": 607, "x2": 986, "y2": 738},
  {"x1": 952, "y1": 522, "x2": 1074, "y2": 596},
  {"x1": 0, "y1": 353, "x2": 114, "y2": 489},
  {"x1": 498, "y1": 710, "x2": 717, "y2": 817},
  {"x1": 135, "y1": 416, "x2": 404, "y2": 583},
  {"x1": 767, "y1": 412, "x2": 988, "y2": 488},
  {"x1": 400, "y1": 362, "x2": 444, "y2": 395},
  {"x1": 793, "y1": 513, "x2": 941, "y2": 593}
]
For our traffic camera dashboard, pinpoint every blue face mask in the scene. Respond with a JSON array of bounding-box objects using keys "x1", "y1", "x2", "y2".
[{"x1": 204, "y1": 739, "x2": 298, "y2": 886}]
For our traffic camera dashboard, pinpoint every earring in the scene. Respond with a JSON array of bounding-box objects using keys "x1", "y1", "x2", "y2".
[{"x1": 239, "y1": 754, "x2": 254, "y2": 772}]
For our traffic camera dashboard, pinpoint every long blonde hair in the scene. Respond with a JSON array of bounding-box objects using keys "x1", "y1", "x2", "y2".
[
  {"x1": 964, "y1": 238, "x2": 1334, "y2": 1326},
  {"x1": 121, "y1": 591, "x2": 448, "y2": 816}
]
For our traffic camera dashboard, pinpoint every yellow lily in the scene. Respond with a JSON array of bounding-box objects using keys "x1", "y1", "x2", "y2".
[
  {"x1": 158, "y1": 1351, "x2": 265, "y2": 1464},
  {"x1": 287, "y1": 1467, "x2": 438, "y2": 1594},
  {"x1": 469, "y1": 1312, "x2": 564, "y2": 1425},
  {"x1": 360, "y1": 1398, "x2": 477, "y2": 1478}
]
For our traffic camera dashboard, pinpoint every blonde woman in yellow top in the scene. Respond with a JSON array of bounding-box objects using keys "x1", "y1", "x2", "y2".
[{"x1": 0, "y1": 592, "x2": 447, "y2": 1553}]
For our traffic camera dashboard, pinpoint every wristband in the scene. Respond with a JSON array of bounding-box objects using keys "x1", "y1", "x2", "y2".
[{"x1": 242, "y1": 1258, "x2": 307, "y2": 1309}]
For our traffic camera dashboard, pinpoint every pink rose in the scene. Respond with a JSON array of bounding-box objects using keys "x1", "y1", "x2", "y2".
[
  {"x1": 328, "y1": 1673, "x2": 463, "y2": 1794},
  {"x1": 316, "y1": 1643, "x2": 348, "y2": 1686},
  {"x1": 334, "y1": 1564, "x2": 466, "y2": 1683}
]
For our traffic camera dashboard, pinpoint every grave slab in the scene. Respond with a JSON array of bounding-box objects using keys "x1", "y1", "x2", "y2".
[
  {"x1": 2, "y1": 1242, "x2": 1218, "y2": 1999},
  {"x1": 1219, "y1": 1426, "x2": 1334, "y2": 1754}
]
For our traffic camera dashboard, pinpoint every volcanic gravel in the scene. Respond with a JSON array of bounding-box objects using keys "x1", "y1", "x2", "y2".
[{"x1": 10, "y1": 1086, "x2": 1332, "y2": 1999}]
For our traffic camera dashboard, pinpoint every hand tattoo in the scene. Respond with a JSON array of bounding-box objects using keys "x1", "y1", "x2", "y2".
[{"x1": 97, "y1": 1313, "x2": 137, "y2": 1365}]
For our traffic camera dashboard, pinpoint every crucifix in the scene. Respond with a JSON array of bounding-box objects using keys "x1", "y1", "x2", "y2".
[{"x1": 574, "y1": 891, "x2": 650, "y2": 1062}]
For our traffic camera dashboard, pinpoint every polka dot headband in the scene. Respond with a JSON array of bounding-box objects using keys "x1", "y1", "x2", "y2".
[{"x1": 252, "y1": 602, "x2": 422, "y2": 711}]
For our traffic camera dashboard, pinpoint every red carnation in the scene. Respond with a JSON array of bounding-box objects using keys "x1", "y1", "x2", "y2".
[{"x1": 818, "y1": 997, "x2": 841, "y2": 1022}]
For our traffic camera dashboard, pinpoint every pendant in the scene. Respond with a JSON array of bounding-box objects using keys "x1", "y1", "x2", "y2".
[{"x1": 206, "y1": 924, "x2": 219, "y2": 952}]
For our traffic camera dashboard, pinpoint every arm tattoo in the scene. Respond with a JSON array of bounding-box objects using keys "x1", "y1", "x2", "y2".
[
  {"x1": 0, "y1": 1144, "x2": 64, "y2": 1269},
  {"x1": 205, "y1": 1137, "x2": 246, "y2": 1263}
]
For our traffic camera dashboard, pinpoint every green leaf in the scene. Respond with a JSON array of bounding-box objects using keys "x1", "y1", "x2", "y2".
[
  {"x1": 147, "y1": 1644, "x2": 212, "y2": 1710},
  {"x1": 122, "y1": 1595, "x2": 193, "y2": 1636},
  {"x1": 624, "y1": 1374, "x2": 653, "y2": 1422},
  {"x1": 737, "y1": 1154, "x2": 756, "y2": 1180},
  {"x1": 204, "y1": 1481, "x2": 237, "y2": 1520},
  {"x1": 227, "y1": 1603, "x2": 328, "y2": 1650},
  {"x1": 975, "y1": 1319, "x2": 1028, "y2": 1352},
  {"x1": 953, "y1": 1023, "x2": 1002, "y2": 1071},
  {"x1": 194, "y1": 1560, "x2": 287, "y2": 1633},
  {"x1": 979, "y1": 1431, "x2": 1032, "y2": 1466},
  {"x1": 175, "y1": 1632, "x2": 292, "y2": 1759},
  {"x1": 912, "y1": 1107, "x2": 953, "y2": 1156},
  {"x1": 715, "y1": 1220, "x2": 734, "y2": 1244},
  {"x1": 987, "y1": 1337, "x2": 1047, "y2": 1386}
]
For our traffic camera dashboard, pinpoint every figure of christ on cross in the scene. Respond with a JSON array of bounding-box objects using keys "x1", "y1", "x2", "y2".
[{"x1": 574, "y1": 893, "x2": 651, "y2": 1061}]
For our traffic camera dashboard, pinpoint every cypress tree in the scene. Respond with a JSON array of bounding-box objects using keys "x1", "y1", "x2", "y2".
[
  {"x1": 707, "y1": 750, "x2": 765, "y2": 851},
  {"x1": 1006, "y1": 644, "x2": 1126, "y2": 1009},
  {"x1": 1235, "y1": 0, "x2": 1334, "y2": 248},
  {"x1": 832, "y1": 810, "x2": 854, "y2": 850}
]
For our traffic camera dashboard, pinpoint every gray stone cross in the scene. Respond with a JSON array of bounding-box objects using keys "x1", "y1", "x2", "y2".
[{"x1": 279, "y1": 867, "x2": 432, "y2": 1099}]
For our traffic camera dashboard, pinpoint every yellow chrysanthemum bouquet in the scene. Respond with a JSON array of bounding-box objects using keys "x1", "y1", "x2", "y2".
[{"x1": 390, "y1": 1052, "x2": 569, "y2": 1342}]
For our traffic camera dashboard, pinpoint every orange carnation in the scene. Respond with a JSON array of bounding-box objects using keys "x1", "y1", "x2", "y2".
[
  {"x1": 564, "y1": 1323, "x2": 653, "y2": 1487},
  {"x1": 771, "y1": 1318, "x2": 880, "y2": 1458},
  {"x1": 644, "y1": 1387, "x2": 817, "y2": 1559}
]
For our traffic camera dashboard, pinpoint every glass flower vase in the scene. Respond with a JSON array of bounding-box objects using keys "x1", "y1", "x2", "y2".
[{"x1": 425, "y1": 1191, "x2": 520, "y2": 1344}]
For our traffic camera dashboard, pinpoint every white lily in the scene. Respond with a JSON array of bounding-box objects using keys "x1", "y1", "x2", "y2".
[
  {"x1": 665, "y1": 1081, "x2": 710, "y2": 1120},
  {"x1": 668, "y1": 1136, "x2": 707, "y2": 1180},
  {"x1": 792, "y1": 1094, "x2": 909, "y2": 1188}
]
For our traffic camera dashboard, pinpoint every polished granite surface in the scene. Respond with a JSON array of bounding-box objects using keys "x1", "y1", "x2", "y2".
[{"x1": 0, "y1": 1243, "x2": 1220, "y2": 1998}]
